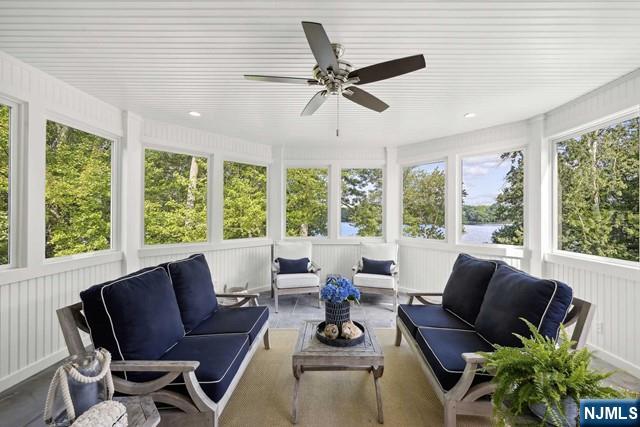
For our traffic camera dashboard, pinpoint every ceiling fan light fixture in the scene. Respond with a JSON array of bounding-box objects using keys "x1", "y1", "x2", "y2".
[
  {"x1": 189, "y1": 111, "x2": 201, "y2": 117},
  {"x1": 464, "y1": 112, "x2": 476, "y2": 118}
]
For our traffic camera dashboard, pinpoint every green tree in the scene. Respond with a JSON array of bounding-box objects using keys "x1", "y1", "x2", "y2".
[
  {"x1": 0, "y1": 105, "x2": 9, "y2": 264},
  {"x1": 492, "y1": 151, "x2": 525, "y2": 245},
  {"x1": 402, "y1": 164, "x2": 446, "y2": 239},
  {"x1": 223, "y1": 161, "x2": 267, "y2": 239},
  {"x1": 286, "y1": 168, "x2": 328, "y2": 237},
  {"x1": 557, "y1": 118, "x2": 639, "y2": 261},
  {"x1": 144, "y1": 150, "x2": 208, "y2": 244},
  {"x1": 341, "y1": 168, "x2": 383, "y2": 236},
  {"x1": 45, "y1": 121, "x2": 112, "y2": 257}
]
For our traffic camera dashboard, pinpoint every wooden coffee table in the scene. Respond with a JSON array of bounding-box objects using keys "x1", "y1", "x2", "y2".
[{"x1": 291, "y1": 320, "x2": 385, "y2": 424}]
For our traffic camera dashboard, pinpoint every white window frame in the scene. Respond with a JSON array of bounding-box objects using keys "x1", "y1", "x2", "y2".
[
  {"x1": 399, "y1": 158, "x2": 448, "y2": 243},
  {"x1": 141, "y1": 145, "x2": 212, "y2": 248},
  {"x1": 338, "y1": 165, "x2": 385, "y2": 241},
  {"x1": 0, "y1": 96, "x2": 21, "y2": 269},
  {"x1": 221, "y1": 157, "x2": 270, "y2": 242},
  {"x1": 550, "y1": 106, "x2": 640, "y2": 267},
  {"x1": 43, "y1": 114, "x2": 120, "y2": 262},
  {"x1": 283, "y1": 163, "x2": 331, "y2": 240},
  {"x1": 457, "y1": 146, "x2": 528, "y2": 249}
]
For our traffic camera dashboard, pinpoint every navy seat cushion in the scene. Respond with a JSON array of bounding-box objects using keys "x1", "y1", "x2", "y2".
[
  {"x1": 277, "y1": 257, "x2": 310, "y2": 274},
  {"x1": 160, "y1": 334, "x2": 250, "y2": 403},
  {"x1": 398, "y1": 304, "x2": 473, "y2": 337},
  {"x1": 187, "y1": 306, "x2": 269, "y2": 344},
  {"x1": 442, "y1": 254, "x2": 501, "y2": 325},
  {"x1": 166, "y1": 254, "x2": 218, "y2": 332},
  {"x1": 475, "y1": 265, "x2": 573, "y2": 347},
  {"x1": 80, "y1": 266, "x2": 184, "y2": 361},
  {"x1": 416, "y1": 327, "x2": 494, "y2": 391},
  {"x1": 361, "y1": 257, "x2": 394, "y2": 275}
]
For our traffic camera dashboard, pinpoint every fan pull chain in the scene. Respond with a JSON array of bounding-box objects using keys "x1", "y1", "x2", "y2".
[{"x1": 336, "y1": 92, "x2": 340, "y2": 137}]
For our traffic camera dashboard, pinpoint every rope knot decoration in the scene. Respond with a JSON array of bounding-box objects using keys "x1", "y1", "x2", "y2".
[{"x1": 44, "y1": 348, "x2": 115, "y2": 424}]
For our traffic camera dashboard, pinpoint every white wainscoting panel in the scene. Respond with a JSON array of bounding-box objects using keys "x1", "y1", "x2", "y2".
[
  {"x1": 0, "y1": 260, "x2": 123, "y2": 392},
  {"x1": 139, "y1": 244, "x2": 272, "y2": 292},
  {"x1": 311, "y1": 244, "x2": 361, "y2": 282},
  {"x1": 544, "y1": 260, "x2": 640, "y2": 375}
]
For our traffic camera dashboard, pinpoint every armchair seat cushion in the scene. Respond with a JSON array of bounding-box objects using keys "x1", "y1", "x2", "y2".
[
  {"x1": 160, "y1": 334, "x2": 250, "y2": 403},
  {"x1": 187, "y1": 306, "x2": 269, "y2": 344},
  {"x1": 398, "y1": 304, "x2": 473, "y2": 337},
  {"x1": 353, "y1": 273, "x2": 395, "y2": 289},
  {"x1": 415, "y1": 327, "x2": 493, "y2": 391},
  {"x1": 275, "y1": 273, "x2": 319, "y2": 289}
]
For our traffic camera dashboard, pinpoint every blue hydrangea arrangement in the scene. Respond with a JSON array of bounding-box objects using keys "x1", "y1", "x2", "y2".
[{"x1": 321, "y1": 275, "x2": 360, "y2": 304}]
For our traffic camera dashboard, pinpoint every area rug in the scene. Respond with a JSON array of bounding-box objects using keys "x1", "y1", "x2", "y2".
[{"x1": 219, "y1": 328, "x2": 491, "y2": 426}]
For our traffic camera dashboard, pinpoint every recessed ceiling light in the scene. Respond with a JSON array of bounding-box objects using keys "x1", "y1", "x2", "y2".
[
  {"x1": 189, "y1": 111, "x2": 201, "y2": 117},
  {"x1": 464, "y1": 112, "x2": 476, "y2": 118}
]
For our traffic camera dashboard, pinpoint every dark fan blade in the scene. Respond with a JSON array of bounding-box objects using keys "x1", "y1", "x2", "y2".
[
  {"x1": 342, "y1": 87, "x2": 389, "y2": 112},
  {"x1": 301, "y1": 90, "x2": 328, "y2": 116},
  {"x1": 244, "y1": 75, "x2": 318, "y2": 85},
  {"x1": 301, "y1": 21, "x2": 339, "y2": 74},
  {"x1": 348, "y1": 54, "x2": 426, "y2": 85}
]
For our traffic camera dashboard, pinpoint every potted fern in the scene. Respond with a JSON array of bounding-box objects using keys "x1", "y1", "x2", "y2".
[{"x1": 481, "y1": 319, "x2": 626, "y2": 427}]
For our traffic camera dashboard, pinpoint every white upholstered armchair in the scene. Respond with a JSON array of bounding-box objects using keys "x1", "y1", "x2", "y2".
[
  {"x1": 352, "y1": 242, "x2": 399, "y2": 312},
  {"x1": 271, "y1": 241, "x2": 321, "y2": 313}
]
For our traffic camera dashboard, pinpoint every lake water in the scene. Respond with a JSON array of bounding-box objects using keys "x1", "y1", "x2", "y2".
[
  {"x1": 460, "y1": 224, "x2": 505, "y2": 244},
  {"x1": 342, "y1": 222, "x2": 505, "y2": 243}
]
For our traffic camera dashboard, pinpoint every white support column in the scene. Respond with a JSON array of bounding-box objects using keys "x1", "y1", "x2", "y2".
[
  {"x1": 328, "y1": 162, "x2": 340, "y2": 240},
  {"x1": 384, "y1": 147, "x2": 399, "y2": 243},
  {"x1": 24, "y1": 103, "x2": 46, "y2": 267},
  {"x1": 120, "y1": 111, "x2": 144, "y2": 273},
  {"x1": 268, "y1": 145, "x2": 284, "y2": 242},
  {"x1": 447, "y1": 154, "x2": 459, "y2": 248},
  {"x1": 211, "y1": 155, "x2": 224, "y2": 243},
  {"x1": 527, "y1": 115, "x2": 548, "y2": 276}
]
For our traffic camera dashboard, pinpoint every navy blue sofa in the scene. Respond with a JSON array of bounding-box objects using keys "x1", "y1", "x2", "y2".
[
  {"x1": 396, "y1": 253, "x2": 593, "y2": 426},
  {"x1": 76, "y1": 253, "x2": 270, "y2": 426}
]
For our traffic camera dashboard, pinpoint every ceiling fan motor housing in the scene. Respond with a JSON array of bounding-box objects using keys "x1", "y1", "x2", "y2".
[{"x1": 312, "y1": 43, "x2": 353, "y2": 93}]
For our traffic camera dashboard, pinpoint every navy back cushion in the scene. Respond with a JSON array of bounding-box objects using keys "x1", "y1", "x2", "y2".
[
  {"x1": 442, "y1": 254, "x2": 501, "y2": 325},
  {"x1": 166, "y1": 254, "x2": 218, "y2": 332},
  {"x1": 80, "y1": 266, "x2": 184, "y2": 361},
  {"x1": 361, "y1": 258, "x2": 394, "y2": 276},
  {"x1": 475, "y1": 265, "x2": 573, "y2": 347},
  {"x1": 277, "y1": 257, "x2": 310, "y2": 274}
]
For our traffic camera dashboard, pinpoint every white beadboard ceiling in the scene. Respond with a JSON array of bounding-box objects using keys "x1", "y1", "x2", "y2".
[{"x1": 1, "y1": 1, "x2": 639, "y2": 147}]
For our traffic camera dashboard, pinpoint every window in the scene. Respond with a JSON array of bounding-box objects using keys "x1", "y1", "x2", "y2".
[
  {"x1": 223, "y1": 161, "x2": 267, "y2": 239},
  {"x1": 144, "y1": 149, "x2": 208, "y2": 244},
  {"x1": 341, "y1": 168, "x2": 383, "y2": 237},
  {"x1": 556, "y1": 116, "x2": 639, "y2": 262},
  {"x1": 461, "y1": 150, "x2": 524, "y2": 245},
  {"x1": 0, "y1": 103, "x2": 11, "y2": 264},
  {"x1": 402, "y1": 161, "x2": 446, "y2": 239},
  {"x1": 286, "y1": 168, "x2": 328, "y2": 237},
  {"x1": 45, "y1": 120, "x2": 112, "y2": 257}
]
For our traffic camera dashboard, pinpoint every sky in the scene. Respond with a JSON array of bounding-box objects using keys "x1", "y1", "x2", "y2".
[{"x1": 462, "y1": 153, "x2": 511, "y2": 206}]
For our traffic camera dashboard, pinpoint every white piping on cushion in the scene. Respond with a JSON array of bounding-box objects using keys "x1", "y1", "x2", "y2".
[
  {"x1": 101, "y1": 266, "x2": 175, "y2": 380},
  {"x1": 167, "y1": 335, "x2": 250, "y2": 385},
  {"x1": 416, "y1": 327, "x2": 493, "y2": 376},
  {"x1": 166, "y1": 253, "x2": 210, "y2": 335},
  {"x1": 397, "y1": 305, "x2": 472, "y2": 333},
  {"x1": 188, "y1": 307, "x2": 269, "y2": 342}
]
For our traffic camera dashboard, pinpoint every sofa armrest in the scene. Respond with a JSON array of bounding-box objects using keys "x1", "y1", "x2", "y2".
[
  {"x1": 408, "y1": 292, "x2": 443, "y2": 305},
  {"x1": 216, "y1": 293, "x2": 259, "y2": 308},
  {"x1": 462, "y1": 352, "x2": 487, "y2": 364},
  {"x1": 309, "y1": 261, "x2": 321, "y2": 274},
  {"x1": 110, "y1": 360, "x2": 199, "y2": 372}
]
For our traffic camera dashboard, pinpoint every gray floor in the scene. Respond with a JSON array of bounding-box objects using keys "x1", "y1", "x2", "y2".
[{"x1": 1, "y1": 292, "x2": 638, "y2": 427}]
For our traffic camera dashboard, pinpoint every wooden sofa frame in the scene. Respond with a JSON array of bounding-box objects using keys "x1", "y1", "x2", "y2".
[
  {"x1": 57, "y1": 294, "x2": 270, "y2": 427},
  {"x1": 395, "y1": 292, "x2": 595, "y2": 427}
]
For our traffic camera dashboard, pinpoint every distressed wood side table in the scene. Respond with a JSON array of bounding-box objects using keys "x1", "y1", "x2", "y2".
[{"x1": 291, "y1": 320, "x2": 385, "y2": 424}]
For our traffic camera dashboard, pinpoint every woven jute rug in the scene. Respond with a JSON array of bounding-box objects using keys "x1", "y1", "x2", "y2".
[{"x1": 219, "y1": 328, "x2": 491, "y2": 426}]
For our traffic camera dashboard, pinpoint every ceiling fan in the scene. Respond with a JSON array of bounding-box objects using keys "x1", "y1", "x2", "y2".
[{"x1": 244, "y1": 21, "x2": 426, "y2": 135}]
